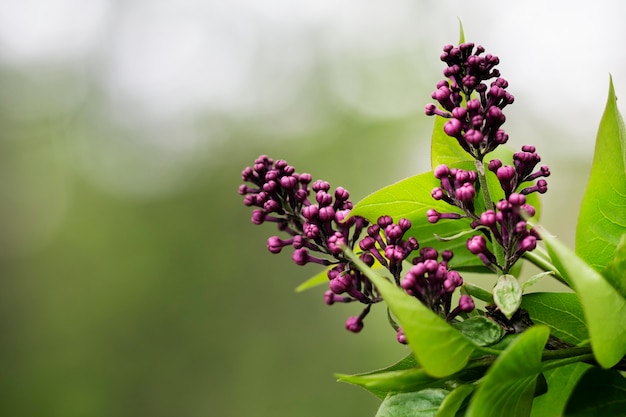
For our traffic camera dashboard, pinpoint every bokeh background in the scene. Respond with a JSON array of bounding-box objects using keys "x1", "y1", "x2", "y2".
[{"x1": 0, "y1": 1, "x2": 624, "y2": 416}]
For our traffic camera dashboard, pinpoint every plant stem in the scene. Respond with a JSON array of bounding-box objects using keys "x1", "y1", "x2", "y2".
[{"x1": 474, "y1": 159, "x2": 505, "y2": 268}]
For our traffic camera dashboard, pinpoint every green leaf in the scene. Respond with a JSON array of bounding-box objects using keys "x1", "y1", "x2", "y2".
[
  {"x1": 295, "y1": 267, "x2": 329, "y2": 292},
  {"x1": 431, "y1": 116, "x2": 471, "y2": 169},
  {"x1": 349, "y1": 170, "x2": 482, "y2": 269},
  {"x1": 465, "y1": 325, "x2": 550, "y2": 417},
  {"x1": 458, "y1": 19, "x2": 465, "y2": 44},
  {"x1": 344, "y1": 248, "x2": 482, "y2": 378},
  {"x1": 376, "y1": 390, "x2": 449, "y2": 417},
  {"x1": 337, "y1": 367, "x2": 441, "y2": 399},
  {"x1": 492, "y1": 274, "x2": 522, "y2": 319},
  {"x1": 530, "y1": 363, "x2": 590, "y2": 417},
  {"x1": 521, "y1": 293, "x2": 588, "y2": 345},
  {"x1": 540, "y1": 227, "x2": 626, "y2": 368},
  {"x1": 436, "y1": 384, "x2": 474, "y2": 417},
  {"x1": 563, "y1": 367, "x2": 626, "y2": 417},
  {"x1": 576, "y1": 76, "x2": 626, "y2": 271},
  {"x1": 602, "y1": 233, "x2": 626, "y2": 299},
  {"x1": 452, "y1": 316, "x2": 504, "y2": 347}
]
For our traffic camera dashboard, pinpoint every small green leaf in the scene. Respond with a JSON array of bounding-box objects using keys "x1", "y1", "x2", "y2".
[
  {"x1": 563, "y1": 367, "x2": 626, "y2": 417},
  {"x1": 576, "y1": 76, "x2": 626, "y2": 271},
  {"x1": 458, "y1": 19, "x2": 465, "y2": 44},
  {"x1": 521, "y1": 292, "x2": 588, "y2": 345},
  {"x1": 452, "y1": 316, "x2": 504, "y2": 347},
  {"x1": 462, "y1": 283, "x2": 493, "y2": 303},
  {"x1": 540, "y1": 227, "x2": 626, "y2": 368},
  {"x1": 521, "y1": 271, "x2": 553, "y2": 292},
  {"x1": 602, "y1": 233, "x2": 626, "y2": 299},
  {"x1": 431, "y1": 116, "x2": 471, "y2": 169},
  {"x1": 492, "y1": 274, "x2": 522, "y2": 319},
  {"x1": 530, "y1": 363, "x2": 590, "y2": 417},
  {"x1": 466, "y1": 326, "x2": 550, "y2": 417},
  {"x1": 376, "y1": 390, "x2": 449, "y2": 417},
  {"x1": 337, "y1": 367, "x2": 441, "y2": 398},
  {"x1": 436, "y1": 384, "x2": 474, "y2": 417},
  {"x1": 344, "y1": 248, "x2": 481, "y2": 378},
  {"x1": 295, "y1": 267, "x2": 329, "y2": 292}
]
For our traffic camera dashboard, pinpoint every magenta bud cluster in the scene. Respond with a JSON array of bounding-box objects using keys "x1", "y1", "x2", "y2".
[
  {"x1": 425, "y1": 43, "x2": 514, "y2": 161},
  {"x1": 400, "y1": 248, "x2": 474, "y2": 320},
  {"x1": 489, "y1": 145, "x2": 550, "y2": 198}
]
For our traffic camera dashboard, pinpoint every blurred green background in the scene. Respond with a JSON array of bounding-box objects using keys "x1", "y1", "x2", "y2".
[{"x1": 0, "y1": 1, "x2": 624, "y2": 416}]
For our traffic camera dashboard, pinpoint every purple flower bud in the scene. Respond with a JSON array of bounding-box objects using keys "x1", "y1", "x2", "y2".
[
  {"x1": 442, "y1": 250, "x2": 453, "y2": 262},
  {"x1": 455, "y1": 182, "x2": 475, "y2": 202},
  {"x1": 398, "y1": 218, "x2": 412, "y2": 231},
  {"x1": 397, "y1": 328, "x2": 407, "y2": 344},
  {"x1": 302, "y1": 205, "x2": 319, "y2": 220},
  {"x1": 299, "y1": 173, "x2": 312, "y2": 184},
  {"x1": 467, "y1": 235, "x2": 487, "y2": 254},
  {"x1": 519, "y1": 235, "x2": 537, "y2": 252},
  {"x1": 312, "y1": 180, "x2": 330, "y2": 192},
  {"x1": 303, "y1": 222, "x2": 320, "y2": 238},
  {"x1": 316, "y1": 191, "x2": 332, "y2": 206},
  {"x1": 251, "y1": 209, "x2": 266, "y2": 225},
  {"x1": 424, "y1": 103, "x2": 437, "y2": 115},
  {"x1": 464, "y1": 129, "x2": 483, "y2": 146},
  {"x1": 335, "y1": 187, "x2": 350, "y2": 201},
  {"x1": 480, "y1": 210, "x2": 497, "y2": 226},
  {"x1": 458, "y1": 294, "x2": 475, "y2": 312},
  {"x1": 434, "y1": 165, "x2": 450, "y2": 178},
  {"x1": 263, "y1": 199, "x2": 280, "y2": 213},
  {"x1": 488, "y1": 159, "x2": 502, "y2": 172},
  {"x1": 330, "y1": 274, "x2": 352, "y2": 294},
  {"x1": 346, "y1": 316, "x2": 364, "y2": 333},
  {"x1": 319, "y1": 206, "x2": 336, "y2": 222},
  {"x1": 280, "y1": 176, "x2": 297, "y2": 189},
  {"x1": 292, "y1": 248, "x2": 310, "y2": 265},
  {"x1": 377, "y1": 216, "x2": 393, "y2": 228},
  {"x1": 359, "y1": 236, "x2": 376, "y2": 251},
  {"x1": 444, "y1": 119, "x2": 462, "y2": 137},
  {"x1": 267, "y1": 236, "x2": 287, "y2": 254},
  {"x1": 508, "y1": 193, "x2": 526, "y2": 206},
  {"x1": 385, "y1": 224, "x2": 404, "y2": 242},
  {"x1": 426, "y1": 209, "x2": 440, "y2": 223}
]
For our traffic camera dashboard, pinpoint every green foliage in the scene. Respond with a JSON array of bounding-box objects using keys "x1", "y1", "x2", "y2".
[
  {"x1": 337, "y1": 73, "x2": 626, "y2": 417},
  {"x1": 576, "y1": 77, "x2": 626, "y2": 272}
]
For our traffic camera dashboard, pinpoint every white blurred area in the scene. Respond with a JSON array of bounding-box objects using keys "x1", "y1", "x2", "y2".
[
  {"x1": 0, "y1": 0, "x2": 624, "y2": 196},
  {"x1": 0, "y1": 0, "x2": 626, "y2": 152}
]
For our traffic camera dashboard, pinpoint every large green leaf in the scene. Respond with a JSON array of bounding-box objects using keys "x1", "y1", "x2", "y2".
[
  {"x1": 376, "y1": 390, "x2": 449, "y2": 417},
  {"x1": 349, "y1": 170, "x2": 482, "y2": 269},
  {"x1": 521, "y1": 293, "x2": 588, "y2": 345},
  {"x1": 576, "y1": 77, "x2": 626, "y2": 271},
  {"x1": 602, "y1": 233, "x2": 626, "y2": 299},
  {"x1": 563, "y1": 367, "x2": 626, "y2": 417},
  {"x1": 465, "y1": 326, "x2": 550, "y2": 417},
  {"x1": 344, "y1": 248, "x2": 482, "y2": 378},
  {"x1": 540, "y1": 228, "x2": 626, "y2": 368},
  {"x1": 530, "y1": 363, "x2": 590, "y2": 417},
  {"x1": 436, "y1": 384, "x2": 474, "y2": 417}
]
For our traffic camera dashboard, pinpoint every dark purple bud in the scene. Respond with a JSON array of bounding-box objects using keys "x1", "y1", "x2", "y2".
[
  {"x1": 434, "y1": 165, "x2": 450, "y2": 178},
  {"x1": 360, "y1": 252, "x2": 376, "y2": 267},
  {"x1": 442, "y1": 250, "x2": 453, "y2": 262},
  {"x1": 464, "y1": 129, "x2": 483, "y2": 146},
  {"x1": 299, "y1": 173, "x2": 312, "y2": 184},
  {"x1": 280, "y1": 176, "x2": 298, "y2": 189},
  {"x1": 385, "y1": 224, "x2": 404, "y2": 241},
  {"x1": 263, "y1": 199, "x2": 280, "y2": 213},
  {"x1": 292, "y1": 248, "x2": 310, "y2": 265},
  {"x1": 384, "y1": 245, "x2": 406, "y2": 263},
  {"x1": 302, "y1": 205, "x2": 319, "y2": 220},
  {"x1": 303, "y1": 222, "x2": 320, "y2": 239},
  {"x1": 426, "y1": 209, "x2": 441, "y2": 223},
  {"x1": 444, "y1": 119, "x2": 462, "y2": 137},
  {"x1": 319, "y1": 206, "x2": 336, "y2": 222},
  {"x1": 520, "y1": 204, "x2": 536, "y2": 217},
  {"x1": 519, "y1": 235, "x2": 537, "y2": 252},
  {"x1": 327, "y1": 233, "x2": 346, "y2": 254},
  {"x1": 424, "y1": 104, "x2": 437, "y2": 115},
  {"x1": 316, "y1": 191, "x2": 332, "y2": 206},
  {"x1": 325, "y1": 291, "x2": 350, "y2": 305},
  {"x1": 251, "y1": 209, "x2": 266, "y2": 225},
  {"x1": 396, "y1": 328, "x2": 407, "y2": 344},
  {"x1": 263, "y1": 180, "x2": 278, "y2": 193},
  {"x1": 488, "y1": 159, "x2": 502, "y2": 172},
  {"x1": 508, "y1": 193, "x2": 526, "y2": 206},
  {"x1": 443, "y1": 270, "x2": 463, "y2": 292},
  {"x1": 359, "y1": 236, "x2": 376, "y2": 251},
  {"x1": 480, "y1": 210, "x2": 497, "y2": 226},
  {"x1": 267, "y1": 236, "x2": 287, "y2": 254},
  {"x1": 494, "y1": 130, "x2": 509, "y2": 144},
  {"x1": 398, "y1": 218, "x2": 412, "y2": 231},
  {"x1": 312, "y1": 180, "x2": 330, "y2": 192},
  {"x1": 455, "y1": 182, "x2": 475, "y2": 202},
  {"x1": 330, "y1": 274, "x2": 352, "y2": 294},
  {"x1": 458, "y1": 294, "x2": 475, "y2": 312},
  {"x1": 377, "y1": 216, "x2": 393, "y2": 228},
  {"x1": 243, "y1": 194, "x2": 256, "y2": 206},
  {"x1": 467, "y1": 235, "x2": 487, "y2": 254},
  {"x1": 420, "y1": 247, "x2": 439, "y2": 260},
  {"x1": 335, "y1": 187, "x2": 350, "y2": 201},
  {"x1": 345, "y1": 316, "x2": 364, "y2": 333}
]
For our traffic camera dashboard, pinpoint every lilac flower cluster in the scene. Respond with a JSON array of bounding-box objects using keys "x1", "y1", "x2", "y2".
[
  {"x1": 240, "y1": 155, "x2": 474, "y2": 336},
  {"x1": 425, "y1": 44, "x2": 550, "y2": 275},
  {"x1": 425, "y1": 43, "x2": 514, "y2": 161}
]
